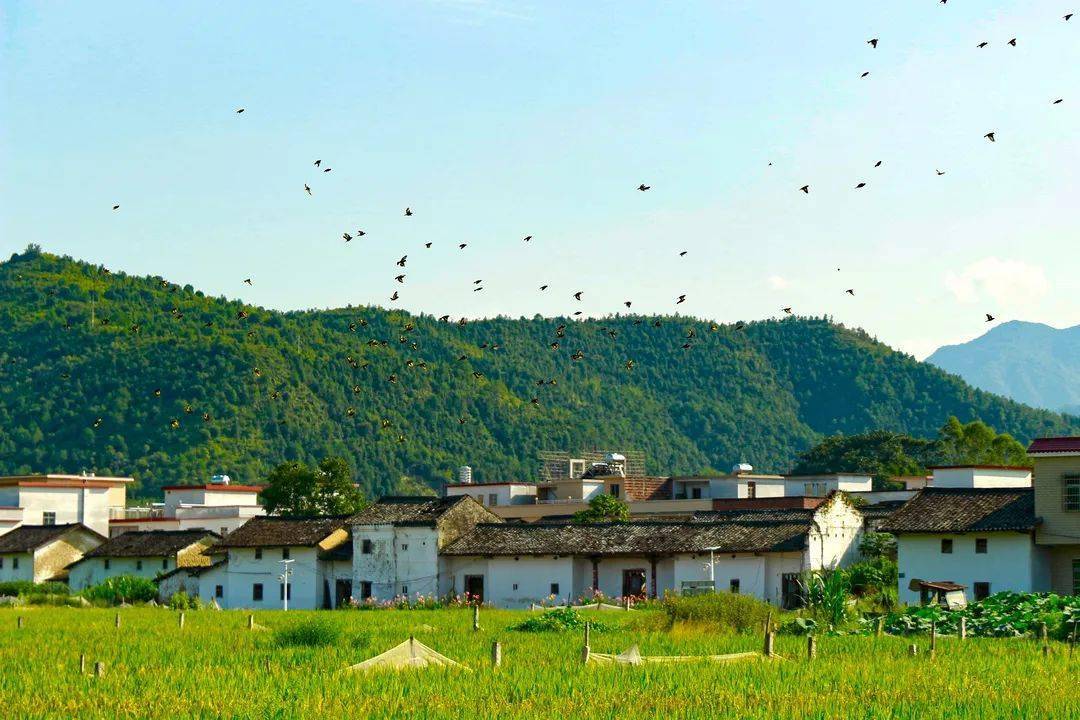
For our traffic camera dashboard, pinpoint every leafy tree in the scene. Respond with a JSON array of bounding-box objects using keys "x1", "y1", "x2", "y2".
[
  {"x1": 572, "y1": 494, "x2": 630, "y2": 523},
  {"x1": 935, "y1": 416, "x2": 1028, "y2": 467},
  {"x1": 261, "y1": 456, "x2": 367, "y2": 516},
  {"x1": 791, "y1": 430, "x2": 936, "y2": 487}
]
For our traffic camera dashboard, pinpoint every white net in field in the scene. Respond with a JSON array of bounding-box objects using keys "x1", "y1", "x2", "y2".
[
  {"x1": 346, "y1": 637, "x2": 469, "y2": 672},
  {"x1": 587, "y1": 645, "x2": 762, "y2": 666}
]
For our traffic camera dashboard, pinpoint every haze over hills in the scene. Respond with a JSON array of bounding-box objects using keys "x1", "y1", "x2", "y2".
[
  {"x1": 927, "y1": 321, "x2": 1080, "y2": 415},
  {"x1": 1, "y1": 248, "x2": 1076, "y2": 499}
]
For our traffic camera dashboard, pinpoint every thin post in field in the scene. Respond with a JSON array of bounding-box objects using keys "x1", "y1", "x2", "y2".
[
  {"x1": 79, "y1": 654, "x2": 86, "y2": 674},
  {"x1": 473, "y1": 604, "x2": 480, "y2": 631},
  {"x1": 178, "y1": 612, "x2": 185, "y2": 629},
  {"x1": 114, "y1": 613, "x2": 121, "y2": 629},
  {"x1": 807, "y1": 635, "x2": 817, "y2": 660},
  {"x1": 94, "y1": 661, "x2": 105, "y2": 677},
  {"x1": 491, "y1": 641, "x2": 502, "y2": 667},
  {"x1": 958, "y1": 617, "x2": 966, "y2": 640},
  {"x1": 248, "y1": 614, "x2": 255, "y2": 630}
]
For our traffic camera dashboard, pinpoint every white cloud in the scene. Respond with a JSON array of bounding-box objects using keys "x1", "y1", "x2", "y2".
[
  {"x1": 767, "y1": 275, "x2": 789, "y2": 290},
  {"x1": 943, "y1": 257, "x2": 1048, "y2": 307}
]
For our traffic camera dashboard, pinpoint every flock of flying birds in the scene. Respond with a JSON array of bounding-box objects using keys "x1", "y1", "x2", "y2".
[{"x1": 93, "y1": 8, "x2": 1073, "y2": 436}]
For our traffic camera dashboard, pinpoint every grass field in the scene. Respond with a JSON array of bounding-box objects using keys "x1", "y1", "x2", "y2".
[{"x1": 0, "y1": 606, "x2": 1076, "y2": 719}]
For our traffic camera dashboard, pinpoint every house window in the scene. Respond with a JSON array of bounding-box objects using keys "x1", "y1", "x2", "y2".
[
  {"x1": 104, "y1": 559, "x2": 110, "y2": 570},
  {"x1": 1064, "y1": 476, "x2": 1080, "y2": 512},
  {"x1": 254, "y1": 548, "x2": 262, "y2": 560},
  {"x1": 691, "y1": 487, "x2": 702, "y2": 500},
  {"x1": 12, "y1": 557, "x2": 18, "y2": 570},
  {"x1": 609, "y1": 484, "x2": 621, "y2": 498},
  {"x1": 941, "y1": 539, "x2": 953, "y2": 554},
  {"x1": 1072, "y1": 559, "x2": 1080, "y2": 596},
  {"x1": 550, "y1": 583, "x2": 560, "y2": 596},
  {"x1": 730, "y1": 579, "x2": 740, "y2": 594},
  {"x1": 746, "y1": 481, "x2": 757, "y2": 499},
  {"x1": 361, "y1": 539, "x2": 373, "y2": 554},
  {"x1": 252, "y1": 583, "x2": 263, "y2": 601},
  {"x1": 136, "y1": 560, "x2": 143, "y2": 571},
  {"x1": 512, "y1": 583, "x2": 518, "y2": 591},
  {"x1": 0, "y1": 558, "x2": 4, "y2": 569},
  {"x1": 401, "y1": 544, "x2": 409, "y2": 551},
  {"x1": 360, "y1": 581, "x2": 372, "y2": 599},
  {"x1": 163, "y1": 558, "x2": 169, "y2": 569},
  {"x1": 973, "y1": 582, "x2": 991, "y2": 601},
  {"x1": 215, "y1": 585, "x2": 223, "y2": 598},
  {"x1": 42, "y1": 512, "x2": 56, "y2": 525},
  {"x1": 282, "y1": 548, "x2": 290, "y2": 560},
  {"x1": 975, "y1": 538, "x2": 988, "y2": 554},
  {"x1": 401, "y1": 585, "x2": 408, "y2": 595},
  {"x1": 488, "y1": 493, "x2": 498, "y2": 506},
  {"x1": 279, "y1": 584, "x2": 292, "y2": 601}
]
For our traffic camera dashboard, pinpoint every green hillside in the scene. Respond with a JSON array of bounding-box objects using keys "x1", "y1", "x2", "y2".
[{"x1": 1, "y1": 247, "x2": 1075, "y2": 498}]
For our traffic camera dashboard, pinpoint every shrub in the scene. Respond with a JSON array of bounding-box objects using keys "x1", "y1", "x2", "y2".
[
  {"x1": 0, "y1": 581, "x2": 36, "y2": 597},
  {"x1": 512, "y1": 608, "x2": 610, "y2": 633},
  {"x1": 662, "y1": 592, "x2": 773, "y2": 633},
  {"x1": 273, "y1": 619, "x2": 342, "y2": 647},
  {"x1": 802, "y1": 571, "x2": 851, "y2": 629},
  {"x1": 80, "y1": 575, "x2": 158, "y2": 604},
  {"x1": 168, "y1": 591, "x2": 203, "y2": 610}
]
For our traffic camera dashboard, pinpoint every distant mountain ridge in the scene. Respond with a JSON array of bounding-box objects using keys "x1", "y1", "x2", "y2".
[
  {"x1": 927, "y1": 321, "x2": 1080, "y2": 414},
  {"x1": 1, "y1": 248, "x2": 1077, "y2": 499}
]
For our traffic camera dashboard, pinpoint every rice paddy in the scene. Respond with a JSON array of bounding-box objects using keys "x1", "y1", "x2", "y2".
[{"x1": 0, "y1": 606, "x2": 1076, "y2": 719}]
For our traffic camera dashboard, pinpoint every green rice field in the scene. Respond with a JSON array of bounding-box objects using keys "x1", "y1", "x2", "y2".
[{"x1": 0, "y1": 607, "x2": 1076, "y2": 719}]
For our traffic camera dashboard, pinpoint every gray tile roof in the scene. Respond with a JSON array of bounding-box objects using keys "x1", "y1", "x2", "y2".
[
  {"x1": 442, "y1": 514, "x2": 814, "y2": 557},
  {"x1": 0, "y1": 524, "x2": 103, "y2": 554},
  {"x1": 880, "y1": 488, "x2": 1036, "y2": 534},
  {"x1": 350, "y1": 496, "x2": 469, "y2": 526},
  {"x1": 83, "y1": 530, "x2": 218, "y2": 559},
  {"x1": 214, "y1": 515, "x2": 348, "y2": 548}
]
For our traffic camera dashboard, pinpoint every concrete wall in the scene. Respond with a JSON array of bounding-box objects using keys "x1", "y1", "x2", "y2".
[
  {"x1": 222, "y1": 546, "x2": 322, "y2": 610},
  {"x1": 69, "y1": 555, "x2": 176, "y2": 590},
  {"x1": 807, "y1": 496, "x2": 864, "y2": 570},
  {"x1": 674, "y1": 553, "x2": 766, "y2": 597},
  {"x1": 932, "y1": 467, "x2": 1031, "y2": 489},
  {"x1": 33, "y1": 532, "x2": 102, "y2": 583},
  {"x1": 443, "y1": 555, "x2": 574, "y2": 608},
  {"x1": 1033, "y1": 456, "x2": 1080, "y2": 544},
  {"x1": 445, "y1": 484, "x2": 537, "y2": 507},
  {"x1": 1044, "y1": 545, "x2": 1080, "y2": 595},
  {"x1": 11, "y1": 487, "x2": 113, "y2": 536},
  {"x1": 896, "y1": 532, "x2": 1044, "y2": 605},
  {"x1": 352, "y1": 525, "x2": 441, "y2": 601},
  {"x1": 707, "y1": 477, "x2": 785, "y2": 499},
  {"x1": 0, "y1": 552, "x2": 33, "y2": 582}
]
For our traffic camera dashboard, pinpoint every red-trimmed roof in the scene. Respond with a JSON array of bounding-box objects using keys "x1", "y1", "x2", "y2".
[
  {"x1": 1027, "y1": 437, "x2": 1080, "y2": 454},
  {"x1": 162, "y1": 484, "x2": 263, "y2": 493},
  {"x1": 13, "y1": 480, "x2": 120, "y2": 489}
]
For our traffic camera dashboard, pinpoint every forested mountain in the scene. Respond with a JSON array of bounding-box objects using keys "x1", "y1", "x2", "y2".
[
  {"x1": 927, "y1": 321, "x2": 1080, "y2": 414},
  {"x1": 1, "y1": 248, "x2": 1076, "y2": 499}
]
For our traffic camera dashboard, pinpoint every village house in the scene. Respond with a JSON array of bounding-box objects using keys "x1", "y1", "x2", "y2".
[
  {"x1": 0, "y1": 473, "x2": 133, "y2": 537},
  {"x1": 0, "y1": 524, "x2": 105, "y2": 584},
  {"x1": 109, "y1": 476, "x2": 265, "y2": 538},
  {"x1": 66, "y1": 529, "x2": 219, "y2": 591},
  {"x1": 351, "y1": 496, "x2": 500, "y2": 603},
  {"x1": 1027, "y1": 437, "x2": 1080, "y2": 596},
  {"x1": 882, "y1": 466, "x2": 1043, "y2": 605},
  {"x1": 208, "y1": 515, "x2": 351, "y2": 610},
  {"x1": 435, "y1": 493, "x2": 863, "y2": 608}
]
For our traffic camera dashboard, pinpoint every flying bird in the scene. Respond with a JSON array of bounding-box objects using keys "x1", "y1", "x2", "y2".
[
  {"x1": 395, "y1": 275, "x2": 405, "y2": 283},
  {"x1": 458, "y1": 243, "x2": 467, "y2": 250},
  {"x1": 1065, "y1": 13, "x2": 1073, "y2": 21},
  {"x1": 984, "y1": 132, "x2": 996, "y2": 142},
  {"x1": 112, "y1": 204, "x2": 120, "y2": 210},
  {"x1": 782, "y1": 307, "x2": 792, "y2": 314},
  {"x1": 800, "y1": 185, "x2": 810, "y2": 194},
  {"x1": 323, "y1": 167, "x2": 331, "y2": 173},
  {"x1": 1052, "y1": 98, "x2": 1064, "y2": 104},
  {"x1": 343, "y1": 233, "x2": 353, "y2": 242},
  {"x1": 867, "y1": 38, "x2": 878, "y2": 48},
  {"x1": 985, "y1": 313, "x2": 995, "y2": 322},
  {"x1": 624, "y1": 301, "x2": 632, "y2": 308},
  {"x1": 314, "y1": 160, "x2": 321, "y2": 167},
  {"x1": 855, "y1": 182, "x2": 866, "y2": 189},
  {"x1": 874, "y1": 161, "x2": 882, "y2": 167},
  {"x1": 539, "y1": 285, "x2": 548, "y2": 291},
  {"x1": 397, "y1": 256, "x2": 407, "y2": 267},
  {"x1": 243, "y1": 278, "x2": 252, "y2": 285},
  {"x1": 1008, "y1": 38, "x2": 1016, "y2": 46},
  {"x1": 846, "y1": 289, "x2": 855, "y2": 296},
  {"x1": 404, "y1": 207, "x2": 413, "y2": 216},
  {"x1": 425, "y1": 242, "x2": 432, "y2": 248},
  {"x1": 637, "y1": 184, "x2": 650, "y2": 191},
  {"x1": 936, "y1": 169, "x2": 946, "y2": 176},
  {"x1": 304, "y1": 184, "x2": 311, "y2": 196},
  {"x1": 235, "y1": 108, "x2": 245, "y2": 114},
  {"x1": 390, "y1": 291, "x2": 399, "y2": 301},
  {"x1": 523, "y1": 235, "x2": 532, "y2": 242},
  {"x1": 573, "y1": 291, "x2": 583, "y2": 301},
  {"x1": 676, "y1": 295, "x2": 686, "y2": 304},
  {"x1": 861, "y1": 71, "x2": 870, "y2": 78},
  {"x1": 679, "y1": 251, "x2": 687, "y2": 257},
  {"x1": 977, "y1": 41, "x2": 989, "y2": 48}
]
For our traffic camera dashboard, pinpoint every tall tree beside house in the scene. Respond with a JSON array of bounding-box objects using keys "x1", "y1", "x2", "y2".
[
  {"x1": 261, "y1": 456, "x2": 368, "y2": 516},
  {"x1": 935, "y1": 417, "x2": 1028, "y2": 467},
  {"x1": 572, "y1": 494, "x2": 630, "y2": 523}
]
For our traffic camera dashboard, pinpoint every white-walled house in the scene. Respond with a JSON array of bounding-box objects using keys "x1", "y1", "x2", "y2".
[
  {"x1": 0, "y1": 524, "x2": 105, "y2": 584},
  {"x1": 671, "y1": 473, "x2": 786, "y2": 501},
  {"x1": 67, "y1": 530, "x2": 219, "y2": 590},
  {"x1": 351, "y1": 496, "x2": 501, "y2": 603},
  {"x1": 109, "y1": 478, "x2": 265, "y2": 538},
  {"x1": 0, "y1": 474, "x2": 132, "y2": 537},
  {"x1": 444, "y1": 482, "x2": 538, "y2": 507},
  {"x1": 208, "y1": 516, "x2": 352, "y2": 610},
  {"x1": 784, "y1": 474, "x2": 873, "y2": 497},
  {"x1": 927, "y1": 465, "x2": 1032, "y2": 489},
  {"x1": 882, "y1": 487, "x2": 1045, "y2": 605},
  {"x1": 439, "y1": 493, "x2": 863, "y2": 608}
]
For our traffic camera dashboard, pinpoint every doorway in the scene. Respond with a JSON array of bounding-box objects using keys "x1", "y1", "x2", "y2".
[
  {"x1": 335, "y1": 579, "x2": 352, "y2": 608},
  {"x1": 781, "y1": 573, "x2": 803, "y2": 609},
  {"x1": 622, "y1": 569, "x2": 646, "y2": 598},
  {"x1": 464, "y1": 575, "x2": 484, "y2": 602}
]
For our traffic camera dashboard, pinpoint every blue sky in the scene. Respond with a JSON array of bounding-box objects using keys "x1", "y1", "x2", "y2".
[{"x1": 2, "y1": 0, "x2": 1077, "y2": 358}]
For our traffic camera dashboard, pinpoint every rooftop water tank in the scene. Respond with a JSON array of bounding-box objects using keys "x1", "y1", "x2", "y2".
[
  {"x1": 731, "y1": 463, "x2": 753, "y2": 475},
  {"x1": 210, "y1": 474, "x2": 231, "y2": 485}
]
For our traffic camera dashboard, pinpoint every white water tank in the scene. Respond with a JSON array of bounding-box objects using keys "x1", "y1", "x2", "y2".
[
  {"x1": 458, "y1": 466, "x2": 473, "y2": 484},
  {"x1": 210, "y1": 474, "x2": 231, "y2": 485},
  {"x1": 731, "y1": 463, "x2": 753, "y2": 475}
]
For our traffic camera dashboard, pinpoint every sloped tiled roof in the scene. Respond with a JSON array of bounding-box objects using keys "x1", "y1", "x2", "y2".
[
  {"x1": 350, "y1": 496, "x2": 471, "y2": 526},
  {"x1": 859, "y1": 500, "x2": 909, "y2": 522},
  {"x1": 0, "y1": 524, "x2": 103, "y2": 554},
  {"x1": 214, "y1": 515, "x2": 348, "y2": 548},
  {"x1": 1027, "y1": 437, "x2": 1080, "y2": 454},
  {"x1": 442, "y1": 515, "x2": 814, "y2": 557},
  {"x1": 880, "y1": 488, "x2": 1036, "y2": 534},
  {"x1": 83, "y1": 530, "x2": 218, "y2": 558},
  {"x1": 158, "y1": 558, "x2": 227, "y2": 581}
]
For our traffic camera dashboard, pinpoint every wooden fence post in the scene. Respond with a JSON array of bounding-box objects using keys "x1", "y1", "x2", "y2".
[
  {"x1": 1041, "y1": 623, "x2": 1049, "y2": 657},
  {"x1": 79, "y1": 654, "x2": 86, "y2": 674},
  {"x1": 491, "y1": 641, "x2": 502, "y2": 667},
  {"x1": 114, "y1": 613, "x2": 121, "y2": 629},
  {"x1": 16, "y1": 616, "x2": 23, "y2": 629},
  {"x1": 94, "y1": 661, "x2": 105, "y2": 677},
  {"x1": 908, "y1": 644, "x2": 918, "y2": 657},
  {"x1": 624, "y1": 596, "x2": 630, "y2": 611},
  {"x1": 930, "y1": 621, "x2": 937, "y2": 653},
  {"x1": 958, "y1": 617, "x2": 966, "y2": 640},
  {"x1": 248, "y1": 614, "x2": 255, "y2": 631},
  {"x1": 807, "y1": 635, "x2": 817, "y2": 660},
  {"x1": 584, "y1": 621, "x2": 591, "y2": 648},
  {"x1": 763, "y1": 632, "x2": 775, "y2": 658},
  {"x1": 581, "y1": 643, "x2": 591, "y2": 664},
  {"x1": 876, "y1": 616, "x2": 885, "y2": 638},
  {"x1": 178, "y1": 612, "x2": 185, "y2": 629},
  {"x1": 472, "y1": 604, "x2": 480, "y2": 631}
]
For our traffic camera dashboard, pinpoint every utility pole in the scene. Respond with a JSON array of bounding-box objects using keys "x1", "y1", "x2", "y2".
[{"x1": 279, "y1": 559, "x2": 295, "y2": 611}]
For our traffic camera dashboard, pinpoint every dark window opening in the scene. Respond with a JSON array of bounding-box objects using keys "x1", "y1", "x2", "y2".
[
  {"x1": 361, "y1": 539, "x2": 373, "y2": 554},
  {"x1": 975, "y1": 538, "x2": 988, "y2": 554},
  {"x1": 941, "y1": 539, "x2": 953, "y2": 554},
  {"x1": 252, "y1": 583, "x2": 263, "y2": 601},
  {"x1": 550, "y1": 583, "x2": 560, "y2": 596},
  {"x1": 215, "y1": 585, "x2": 223, "y2": 598},
  {"x1": 729, "y1": 578, "x2": 740, "y2": 594},
  {"x1": 973, "y1": 582, "x2": 991, "y2": 601},
  {"x1": 359, "y1": 581, "x2": 372, "y2": 599}
]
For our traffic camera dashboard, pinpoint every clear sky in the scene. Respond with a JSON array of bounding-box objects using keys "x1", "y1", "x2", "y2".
[{"x1": 2, "y1": 1, "x2": 1077, "y2": 358}]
